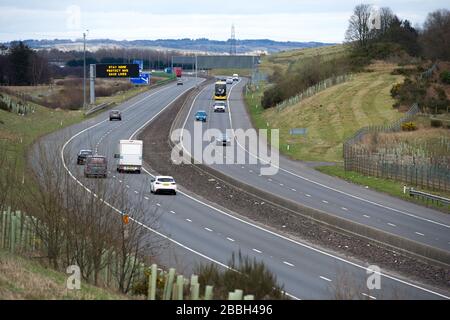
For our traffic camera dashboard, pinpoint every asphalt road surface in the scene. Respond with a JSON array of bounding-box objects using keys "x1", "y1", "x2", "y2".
[
  {"x1": 37, "y1": 77, "x2": 449, "y2": 299},
  {"x1": 183, "y1": 79, "x2": 450, "y2": 254}
]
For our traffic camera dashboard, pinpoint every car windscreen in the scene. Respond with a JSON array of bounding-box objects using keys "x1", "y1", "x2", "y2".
[
  {"x1": 215, "y1": 102, "x2": 225, "y2": 106},
  {"x1": 215, "y1": 83, "x2": 226, "y2": 95},
  {"x1": 158, "y1": 178, "x2": 174, "y2": 182},
  {"x1": 197, "y1": 112, "x2": 207, "y2": 116},
  {"x1": 87, "y1": 157, "x2": 106, "y2": 165},
  {"x1": 80, "y1": 150, "x2": 92, "y2": 155}
]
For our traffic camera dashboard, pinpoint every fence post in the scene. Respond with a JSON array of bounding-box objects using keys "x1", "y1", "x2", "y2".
[
  {"x1": 190, "y1": 275, "x2": 199, "y2": 300},
  {"x1": 244, "y1": 295, "x2": 254, "y2": 300},
  {"x1": 148, "y1": 264, "x2": 157, "y2": 300},
  {"x1": 10, "y1": 211, "x2": 16, "y2": 253},
  {"x1": 176, "y1": 275, "x2": 184, "y2": 300},
  {"x1": 204, "y1": 285, "x2": 213, "y2": 300},
  {"x1": 164, "y1": 268, "x2": 175, "y2": 300},
  {"x1": 234, "y1": 289, "x2": 243, "y2": 300}
]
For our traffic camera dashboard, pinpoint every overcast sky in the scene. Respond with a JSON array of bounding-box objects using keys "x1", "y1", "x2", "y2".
[{"x1": 0, "y1": 0, "x2": 448, "y2": 43}]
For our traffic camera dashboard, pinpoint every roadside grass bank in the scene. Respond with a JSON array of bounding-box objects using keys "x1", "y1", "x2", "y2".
[{"x1": 0, "y1": 249, "x2": 129, "y2": 300}]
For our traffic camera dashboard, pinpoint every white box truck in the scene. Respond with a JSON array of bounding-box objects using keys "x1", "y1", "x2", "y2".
[{"x1": 115, "y1": 140, "x2": 143, "y2": 173}]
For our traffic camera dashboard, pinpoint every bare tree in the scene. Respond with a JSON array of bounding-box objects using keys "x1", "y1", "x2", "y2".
[
  {"x1": 420, "y1": 9, "x2": 450, "y2": 60},
  {"x1": 345, "y1": 4, "x2": 373, "y2": 48}
]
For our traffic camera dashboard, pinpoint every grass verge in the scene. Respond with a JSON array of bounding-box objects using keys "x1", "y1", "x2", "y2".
[
  {"x1": 316, "y1": 165, "x2": 450, "y2": 212},
  {"x1": 0, "y1": 249, "x2": 129, "y2": 299}
]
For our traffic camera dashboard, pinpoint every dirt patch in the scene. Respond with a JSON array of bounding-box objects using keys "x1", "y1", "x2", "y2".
[{"x1": 138, "y1": 84, "x2": 450, "y2": 293}]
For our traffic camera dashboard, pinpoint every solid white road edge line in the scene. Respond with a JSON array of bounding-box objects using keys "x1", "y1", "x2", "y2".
[{"x1": 178, "y1": 80, "x2": 450, "y2": 300}]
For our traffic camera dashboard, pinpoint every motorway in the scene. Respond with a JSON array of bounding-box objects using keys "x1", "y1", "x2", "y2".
[
  {"x1": 183, "y1": 78, "x2": 450, "y2": 254},
  {"x1": 38, "y1": 77, "x2": 449, "y2": 299}
]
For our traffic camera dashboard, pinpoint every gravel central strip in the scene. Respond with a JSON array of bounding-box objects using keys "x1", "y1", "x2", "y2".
[{"x1": 138, "y1": 82, "x2": 450, "y2": 291}]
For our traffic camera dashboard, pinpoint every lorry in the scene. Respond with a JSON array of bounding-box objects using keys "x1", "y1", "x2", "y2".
[
  {"x1": 174, "y1": 67, "x2": 183, "y2": 78},
  {"x1": 115, "y1": 140, "x2": 143, "y2": 173}
]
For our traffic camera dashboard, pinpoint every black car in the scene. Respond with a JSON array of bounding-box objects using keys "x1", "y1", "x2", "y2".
[
  {"x1": 77, "y1": 149, "x2": 93, "y2": 165},
  {"x1": 109, "y1": 110, "x2": 122, "y2": 121}
]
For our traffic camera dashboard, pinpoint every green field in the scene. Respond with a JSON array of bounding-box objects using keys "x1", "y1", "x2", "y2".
[
  {"x1": 260, "y1": 44, "x2": 348, "y2": 75},
  {"x1": 0, "y1": 250, "x2": 129, "y2": 299},
  {"x1": 247, "y1": 62, "x2": 405, "y2": 163},
  {"x1": 316, "y1": 165, "x2": 450, "y2": 211}
]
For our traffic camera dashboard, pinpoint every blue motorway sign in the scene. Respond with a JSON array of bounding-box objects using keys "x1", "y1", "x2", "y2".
[{"x1": 130, "y1": 72, "x2": 150, "y2": 85}]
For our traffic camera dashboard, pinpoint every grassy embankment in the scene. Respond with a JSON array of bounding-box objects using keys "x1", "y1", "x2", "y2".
[
  {"x1": 246, "y1": 46, "x2": 450, "y2": 203},
  {"x1": 0, "y1": 75, "x2": 173, "y2": 298},
  {"x1": 0, "y1": 249, "x2": 129, "y2": 299}
]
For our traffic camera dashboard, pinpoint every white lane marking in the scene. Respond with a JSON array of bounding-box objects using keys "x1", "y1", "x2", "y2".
[
  {"x1": 186, "y1": 218, "x2": 192, "y2": 222},
  {"x1": 156, "y1": 203, "x2": 161, "y2": 207},
  {"x1": 341, "y1": 207, "x2": 348, "y2": 211},
  {"x1": 134, "y1": 190, "x2": 139, "y2": 194},
  {"x1": 170, "y1": 210, "x2": 176, "y2": 214},
  {"x1": 388, "y1": 223, "x2": 396, "y2": 227},
  {"x1": 322, "y1": 200, "x2": 329, "y2": 204},
  {"x1": 320, "y1": 276, "x2": 332, "y2": 282},
  {"x1": 129, "y1": 79, "x2": 205, "y2": 140},
  {"x1": 291, "y1": 188, "x2": 297, "y2": 192},
  {"x1": 204, "y1": 227, "x2": 213, "y2": 232},
  {"x1": 226, "y1": 237, "x2": 235, "y2": 242},
  {"x1": 126, "y1": 185, "x2": 130, "y2": 188},
  {"x1": 174, "y1": 83, "x2": 450, "y2": 300},
  {"x1": 118, "y1": 180, "x2": 123, "y2": 183},
  {"x1": 279, "y1": 183, "x2": 284, "y2": 186},
  {"x1": 252, "y1": 248, "x2": 262, "y2": 253},
  {"x1": 363, "y1": 215, "x2": 371, "y2": 218},
  {"x1": 415, "y1": 232, "x2": 425, "y2": 236},
  {"x1": 225, "y1": 80, "x2": 450, "y2": 230},
  {"x1": 305, "y1": 194, "x2": 311, "y2": 197},
  {"x1": 361, "y1": 293, "x2": 377, "y2": 300},
  {"x1": 283, "y1": 261, "x2": 295, "y2": 267},
  {"x1": 113, "y1": 175, "x2": 116, "y2": 178},
  {"x1": 144, "y1": 196, "x2": 149, "y2": 200},
  {"x1": 153, "y1": 162, "x2": 450, "y2": 299},
  {"x1": 268, "y1": 178, "x2": 273, "y2": 181}
]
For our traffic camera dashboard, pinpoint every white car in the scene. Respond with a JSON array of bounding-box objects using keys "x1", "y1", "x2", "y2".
[
  {"x1": 232, "y1": 74, "x2": 239, "y2": 81},
  {"x1": 213, "y1": 101, "x2": 227, "y2": 112},
  {"x1": 150, "y1": 176, "x2": 177, "y2": 195},
  {"x1": 226, "y1": 77, "x2": 233, "y2": 84}
]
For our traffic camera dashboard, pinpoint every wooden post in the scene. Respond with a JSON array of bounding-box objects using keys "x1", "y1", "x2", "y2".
[
  {"x1": 244, "y1": 295, "x2": 254, "y2": 300},
  {"x1": 190, "y1": 275, "x2": 199, "y2": 300}
]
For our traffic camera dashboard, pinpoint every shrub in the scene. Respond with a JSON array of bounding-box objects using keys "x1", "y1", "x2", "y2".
[
  {"x1": 195, "y1": 252, "x2": 286, "y2": 300},
  {"x1": 440, "y1": 71, "x2": 450, "y2": 84},
  {"x1": 401, "y1": 122, "x2": 417, "y2": 131},
  {"x1": 390, "y1": 83, "x2": 402, "y2": 98},
  {"x1": 430, "y1": 119, "x2": 443, "y2": 128}
]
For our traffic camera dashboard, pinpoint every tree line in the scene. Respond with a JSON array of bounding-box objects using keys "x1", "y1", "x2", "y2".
[
  {"x1": 261, "y1": 7, "x2": 450, "y2": 109},
  {"x1": 0, "y1": 42, "x2": 52, "y2": 85}
]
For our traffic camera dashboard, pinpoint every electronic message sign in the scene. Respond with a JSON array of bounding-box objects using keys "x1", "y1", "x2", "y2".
[{"x1": 95, "y1": 64, "x2": 139, "y2": 78}]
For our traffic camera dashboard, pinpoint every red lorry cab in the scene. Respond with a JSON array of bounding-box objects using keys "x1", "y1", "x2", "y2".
[{"x1": 174, "y1": 67, "x2": 182, "y2": 78}]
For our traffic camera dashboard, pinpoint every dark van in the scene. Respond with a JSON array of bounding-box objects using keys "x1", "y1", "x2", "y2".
[{"x1": 84, "y1": 155, "x2": 108, "y2": 178}]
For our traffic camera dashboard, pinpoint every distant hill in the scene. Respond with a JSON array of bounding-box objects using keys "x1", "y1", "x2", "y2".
[{"x1": 6, "y1": 38, "x2": 337, "y2": 54}]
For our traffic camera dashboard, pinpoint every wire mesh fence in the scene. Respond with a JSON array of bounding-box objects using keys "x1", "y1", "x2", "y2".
[{"x1": 343, "y1": 103, "x2": 450, "y2": 192}]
